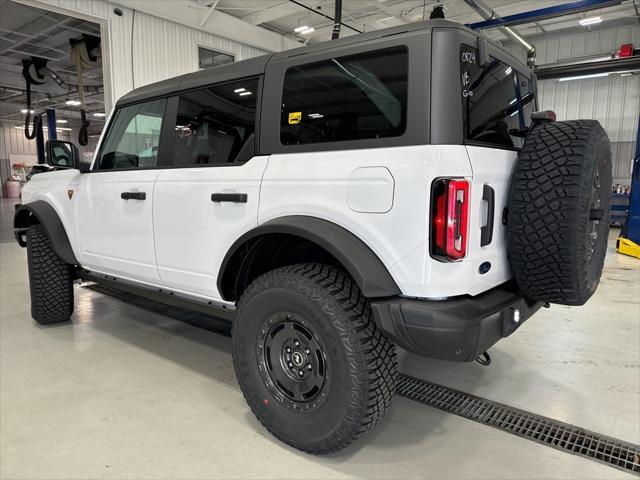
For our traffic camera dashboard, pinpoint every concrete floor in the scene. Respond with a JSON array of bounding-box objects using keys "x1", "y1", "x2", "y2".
[{"x1": 1, "y1": 197, "x2": 638, "y2": 479}]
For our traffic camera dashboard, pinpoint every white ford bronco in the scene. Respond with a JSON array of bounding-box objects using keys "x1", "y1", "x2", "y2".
[{"x1": 14, "y1": 20, "x2": 611, "y2": 454}]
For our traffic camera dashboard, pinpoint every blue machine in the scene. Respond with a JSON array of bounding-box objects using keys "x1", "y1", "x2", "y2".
[
  {"x1": 625, "y1": 116, "x2": 640, "y2": 243},
  {"x1": 617, "y1": 115, "x2": 640, "y2": 258}
]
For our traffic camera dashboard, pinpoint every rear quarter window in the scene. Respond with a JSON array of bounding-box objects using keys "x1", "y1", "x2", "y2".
[
  {"x1": 280, "y1": 46, "x2": 408, "y2": 146},
  {"x1": 460, "y1": 45, "x2": 535, "y2": 149}
]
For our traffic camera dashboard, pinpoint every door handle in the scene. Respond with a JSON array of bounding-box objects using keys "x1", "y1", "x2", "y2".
[
  {"x1": 121, "y1": 191, "x2": 146, "y2": 200},
  {"x1": 480, "y1": 185, "x2": 495, "y2": 247},
  {"x1": 211, "y1": 193, "x2": 247, "y2": 203}
]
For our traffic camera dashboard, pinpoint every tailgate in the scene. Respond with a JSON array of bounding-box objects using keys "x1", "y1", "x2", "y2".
[{"x1": 464, "y1": 145, "x2": 518, "y2": 295}]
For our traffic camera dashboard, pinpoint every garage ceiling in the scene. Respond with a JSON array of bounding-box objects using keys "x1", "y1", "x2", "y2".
[
  {"x1": 1, "y1": 0, "x2": 638, "y2": 128},
  {"x1": 0, "y1": 0, "x2": 104, "y2": 130},
  {"x1": 209, "y1": 0, "x2": 639, "y2": 44}
]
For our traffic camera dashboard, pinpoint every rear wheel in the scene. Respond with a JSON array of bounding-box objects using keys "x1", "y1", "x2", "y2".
[
  {"x1": 232, "y1": 263, "x2": 398, "y2": 454},
  {"x1": 27, "y1": 224, "x2": 74, "y2": 324},
  {"x1": 508, "y1": 120, "x2": 611, "y2": 305}
]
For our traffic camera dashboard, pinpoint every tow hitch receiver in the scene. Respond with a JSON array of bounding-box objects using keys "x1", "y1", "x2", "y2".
[{"x1": 476, "y1": 351, "x2": 491, "y2": 366}]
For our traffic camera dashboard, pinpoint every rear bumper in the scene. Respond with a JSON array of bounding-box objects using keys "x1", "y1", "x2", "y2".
[{"x1": 371, "y1": 282, "x2": 543, "y2": 362}]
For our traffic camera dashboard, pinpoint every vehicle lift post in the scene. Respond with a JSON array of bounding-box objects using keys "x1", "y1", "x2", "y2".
[{"x1": 616, "y1": 114, "x2": 640, "y2": 259}]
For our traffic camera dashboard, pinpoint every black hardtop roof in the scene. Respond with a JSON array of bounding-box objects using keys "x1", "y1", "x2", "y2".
[
  {"x1": 116, "y1": 55, "x2": 271, "y2": 106},
  {"x1": 270, "y1": 19, "x2": 466, "y2": 60},
  {"x1": 116, "y1": 19, "x2": 528, "y2": 107}
]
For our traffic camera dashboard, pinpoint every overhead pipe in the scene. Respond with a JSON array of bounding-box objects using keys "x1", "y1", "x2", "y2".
[
  {"x1": 331, "y1": 0, "x2": 343, "y2": 40},
  {"x1": 287, "y1": 0, "x2": 362, "y2": 34},
  {"x1": 0, "y1": 90, "x2": 105, "y2": 121},
  {"x1": 535, "y1": 56, "x2": 640, "y2": 80},
  {"x1": 464, "y1": 0, "x2": 536, "y2": 67},
  {"x1": 45, "y1": 68, "x2": 102, "y2": 94},
  {"x1": 467, "y1": 0, "x2": 622, "y2": 30},
  {"x1": 0, "y1": 86, "x2": 104, "y2": 105}
]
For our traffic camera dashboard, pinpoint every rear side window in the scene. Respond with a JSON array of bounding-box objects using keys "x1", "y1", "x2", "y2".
[
  {"x1": 280, "y1": 47, "x2": 408, "y2": 146},
  {"x1": 460, "y1": 45, "x2": 535, "y2": 149},
  {"x1": 173, "y1": 78, "x2": 258, "y2": 166},
  {"x1": 98, "y1": 98, "x2": 166, "y2": 170}
]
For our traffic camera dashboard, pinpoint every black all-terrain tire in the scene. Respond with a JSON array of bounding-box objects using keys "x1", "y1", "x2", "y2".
[
  {"x1": 508, "y1": 120, "x2": 612, "y2": 306},
  {"x1": 232, "y1": 263, "x2": 398, "y2": 454},
  {"x1": 26, "y1": 224, "x2": 74, "y2": 324}
]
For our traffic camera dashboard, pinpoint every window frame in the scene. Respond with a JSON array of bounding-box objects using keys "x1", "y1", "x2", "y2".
[
  {"x1": 198, "y1": 45, "x2": 235, "y2": 70},
  {"x1": 91, "y1": 76, "x2": 263, "y2": 172},
  {"x1": 458, "y1": 43, "x2": 537, "y2": 152},
  {"x1": 92, "y1": 97, "x2": 171, "y2": 172},
  {"x1": 165, "y1": 76, "x2": 262, "y2": 169},
  {"x1": 260, "y1": 34, "x2": 430, "y2": 155},
  {"x1": 279, "y1": 46, "x2": 409, "y2": 147}
]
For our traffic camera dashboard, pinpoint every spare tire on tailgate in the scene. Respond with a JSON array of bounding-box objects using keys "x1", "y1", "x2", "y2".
[{"x1": 507, "y1": 119, "x2": 611, "y2": 306}]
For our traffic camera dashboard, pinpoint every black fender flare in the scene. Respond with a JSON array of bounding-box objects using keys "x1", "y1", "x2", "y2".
[
  {"x1": 14, "y1": 201, "x2": 79, "y2": 265},
  {"x1": 218, "y1": 216, "x2": 401, "y2": 299}
]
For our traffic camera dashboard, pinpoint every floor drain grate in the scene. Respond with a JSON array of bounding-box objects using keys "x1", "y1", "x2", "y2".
[
  {"x1": 396, "y1": 374, "x2": 640, "y2": 474},
  {"x1": 81, "y1": 284, "x2": 639, "y2": 473}
]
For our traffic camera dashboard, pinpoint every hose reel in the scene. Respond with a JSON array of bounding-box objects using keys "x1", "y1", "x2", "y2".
[
  {"x1": 69, "y1": 35, "x2": 100, "y2": 146},
  {"x1": 21, "y1": 57, "x2": 47, "y2": 140},
  {"x1": 21, "y1": 34, "x2": 100, "y2": 145}
]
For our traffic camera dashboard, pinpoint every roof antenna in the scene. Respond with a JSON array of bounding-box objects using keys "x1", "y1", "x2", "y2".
[
  {"x1": 430, "y1": 5, "x2": 445, "y2": 19},
  {"x1": 331, "y1": 0, "x2": 342, "y2": 39}
]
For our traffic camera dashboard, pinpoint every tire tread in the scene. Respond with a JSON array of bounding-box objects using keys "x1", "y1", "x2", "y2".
[{"x1": 27, "y1": 224, "x2": 73, "y2": 324}]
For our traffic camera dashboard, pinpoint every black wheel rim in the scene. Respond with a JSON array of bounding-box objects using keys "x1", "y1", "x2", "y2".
[
  {"x1": 256, "y1": 312, "x2": 329, "y2": 412},
  {"x1": 587, "y1": 169, "x2": 603, "y2": 261}
]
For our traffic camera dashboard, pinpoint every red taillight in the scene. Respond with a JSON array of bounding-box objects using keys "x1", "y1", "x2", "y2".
[{"x1": 431, "y1": 178, "x2": 470, "y2": 261}]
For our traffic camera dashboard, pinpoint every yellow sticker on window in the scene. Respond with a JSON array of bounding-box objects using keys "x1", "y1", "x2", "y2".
[{"x1": 288, "y1": 112, "x2": 302, "y2": 125}]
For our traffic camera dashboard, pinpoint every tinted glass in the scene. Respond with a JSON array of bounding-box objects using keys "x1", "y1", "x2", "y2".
[
  {"x1": 460, "y1": 45, "x2": 535, "y2": 149},
  {"x1": 198, "y1": 47, "x2": 234, "y2": 69},
  {"x1": 280, "y1": 47, "x2": 408, "y2": 145},
  {"x1": 173, "y1": 78, "x2": 258, "y2": 166},
  {"x1": 98, "y1": 99, "x2": 166, "y2": 170},
  {"x1": 50, "y1": 143, "x2": 73, "y2": 167}
]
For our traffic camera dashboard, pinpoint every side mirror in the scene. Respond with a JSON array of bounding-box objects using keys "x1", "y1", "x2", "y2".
[
  {"x1": 45, "y1": 140, "x2": 79, "y2": 169},
  {"x1": 78, "y1": 161, "x2": 92, "y2": 173}
]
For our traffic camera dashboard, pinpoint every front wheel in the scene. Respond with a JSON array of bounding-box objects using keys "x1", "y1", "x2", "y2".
[
  {"x1": 232, "y1": 264, "x2": 398, "y2": 454},
  {"x1": 26, "y1": 224, "x2": 74, "y2": 324}
]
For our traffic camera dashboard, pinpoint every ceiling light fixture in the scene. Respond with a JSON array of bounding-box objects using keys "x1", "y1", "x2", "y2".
[
  {"x1": 93, "y1": 112, "x2": 106, "y2": 117},
  {"x1": 579, "y1": 16, "x2": 602, "y2": 26},
  {"x1": 234, "y1": 88, "x2": 246, "y2": 93},
  {"x1": 14, "y1": 126, "x2": 71, "y2": 131},
  {"x1": 294, "y1": 25, "x2": 311, "y2": 33},
  {"x1": 56, "y1": 119, "x2": 68, "y2": 124},
  {"x1": 238, "y1": 91, "x2": 252, "y2": 96},
  {"x1": 65, "y1": 99, "x2": 81, "y2": 106},
  {"x1": 300, "y1": 27, "x2": 315, "y2": 34},
  {"x1": 505, "y1": 67, "x2": 513, "y2": 76},
  {"x1": 558, "y1": 72, "x2": 610, "y2": 82},
  {"x1": 20, "y1": 109, "x2": 35, "y2": 114}
]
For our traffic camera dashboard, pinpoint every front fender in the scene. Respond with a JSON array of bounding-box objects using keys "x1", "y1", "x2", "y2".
[{"x1": 14, "y1": 201, "x2": 79, "y2": 265}]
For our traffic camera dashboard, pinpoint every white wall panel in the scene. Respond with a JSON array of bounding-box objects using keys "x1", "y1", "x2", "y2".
[
  {"x1": 505, "y1": 24, "x2": 639, "y2": 182},
  {"x1": 0, "y1": 122, "x2": 72, "y2": 195}
]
